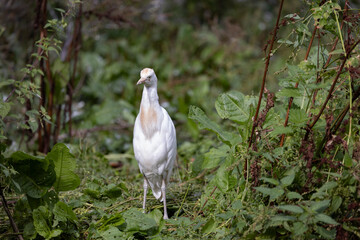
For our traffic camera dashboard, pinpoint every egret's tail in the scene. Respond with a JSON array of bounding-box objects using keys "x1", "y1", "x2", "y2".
[{"x1": 146, "y1": 174, "x2": 164, "y2": 201}]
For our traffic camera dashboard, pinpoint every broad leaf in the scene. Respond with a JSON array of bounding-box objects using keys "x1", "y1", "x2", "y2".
[
  {"x1": 310, "y1": 200, "x2": 330, "y2": 213},
  {"x1": 121, "y1": 208, "x2": 158, "y2": 236},
  {"x1": 188, "y1": 105, "x2": 241, "y2": 146},
  {"x1": 99, "y1": 226, "x2": 127, "y2": 240},
  {"x1": 53, "y1": 201, "x2": 78, "y2": 224},
  {"x1": 0, "y1": 102, "x2": 11, "y2": 118},
  {"x1": 215, "y1": 91, "x2": 254, "y2": 123},
  {"x1": 46, "y1": 143, "x2": 80, "y2": 191},
  {"x1": 202, "y1": 145, "x2": 229, "y2": 169},
  {"x1": 287, "y1": 192, "x2": 303, "y2": 200},
  {"x1": 254, "y1": 186, "x2": 284, "y2": 201},
  {"x1": 202, "y1": 218, "x2": 217, "y2": 234},
  {"x1": 292, "y1": 222, "x2": 308, "y2": 236},
  {"x1": 289, "y1": 109, "x2": 308, "y2": 126},
  {"x1": 278, "y1": 205, "x2": 304, "y2": 214},
  {"x1": 33, "y1": 206, "x2": 62, "y2": 240},
  {"x1": 10, "y1": 151, "x2": 56, "y2": 198},
  {"x1": 314, "y1": 213, "x2": 338, "y2": 225}
]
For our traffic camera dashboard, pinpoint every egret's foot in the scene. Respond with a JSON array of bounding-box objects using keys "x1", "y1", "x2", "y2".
[{"x1": 163, "y1": 214, "x2": 169, "y2": 220}]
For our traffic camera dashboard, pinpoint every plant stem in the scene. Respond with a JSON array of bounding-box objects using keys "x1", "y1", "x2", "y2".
[
  {"x1": 247, "y1": 0, "x2": 284, "y2": 170},
  {"x1": 309, "y1": 39, "x2": 360, "y2": 130},
  {"x1": 176, "y1": 184, "x2": 190, "y2": 219}
]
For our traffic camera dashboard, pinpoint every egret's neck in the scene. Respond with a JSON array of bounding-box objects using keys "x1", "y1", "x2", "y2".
[{"x1": 140, "y1": 84, "x2": 159, "y2": 109}]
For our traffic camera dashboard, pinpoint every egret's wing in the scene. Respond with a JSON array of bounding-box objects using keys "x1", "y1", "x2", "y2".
[{"x1": 161, "y1": 108, "x2": 177, "y2": 173}]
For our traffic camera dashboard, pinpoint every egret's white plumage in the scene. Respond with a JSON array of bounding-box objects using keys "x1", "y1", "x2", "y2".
[{"x1": 133, "y1": 68, "x2": 177, "y2": 219}]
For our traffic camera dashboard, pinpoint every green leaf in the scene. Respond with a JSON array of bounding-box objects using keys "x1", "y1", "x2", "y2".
[
  {"x1": 10, "y1": 151, "x2": 56, "y2": 198},
  {"x1": 329, "y1": 49, "x2": 344, "y2": 55},
  {"x1": 271, "y1": 215, "x2": 297, "y2": 222},
  {"x1": 278, "y1": 205, "x2": 304, "y2": 214},
  {"x1": 254, "y1": 186, "x2": 284, "y2": 201},
  {"x1": 318, "y1": 181, "x2": 337, "y2": 192},
  {"x1": 315, "y1": 225, "x2": 336, "y2": 239},
  {"x1": 310, "y1": 200, "x2": 330, "y2": 213},
  {"x1": 97, "y1": 213, "x2": 125, "y2": 231},
  {"x1": 99, "y1": 226, "x2": 127, "y2": 240},
  {"x1": 260, "y1": 177, "x2": 279, "y2": 186},
  {"x1": 53, "y1": 201, "x2": 78, "y2": 224},
  {"x1": 315, "y1": 213, "x2": 338, "y2": 225},
  {"x1": 287, "y1": 192, "x2": 303, "y2": 200},
  {"x1": 202, "y1": 218, "x2": 217, "y2": 234},
  {"x1": 46, "y1": 143, "x2": 80, "y2": 191},
  {"x1": 270, "y1": 126, "x2": 294, "y2": 136},
  {"x1": 33, "y1": 206, "x2": 62, "y2": 240},
  {"x1": 215, "y1": 91, "x2": 253, "y2": 123},
  {"x1": 215, "y1": 165, "x2": 236, "y2": 193},
  {"x1": 289, "y1": 109, "x2": 308, "y2": 126},
  {"x1": 0, "y1": 79, "x2": 15, "y2": 88},
  {"x1": 292, "y1": 221, "x2": 308, "y2": 236},
  {"x1": 188, "y1": 105, "x2": 240, "y2": 146},
  {"x1": 121, "y1": 208, "x2": 158, "y2": 236},
  {"x1": 202, "y1": 145, "x2": 229, "y2": 169},
  {"x1": 343, "y1": 152, "x2": 353, "y2": 167},
  {"x1": 280, "y1": 171, "x2": 295, "y2": 187},
  {"x1": 103, "y1": 184, "x2": 123, "y2": 199},
  {"x1": 276, "y1": 88, "x2": 302, "y2": 98},
  {"x1": 329, "y1": 196, "x2": 342, "y2": 214},
  {"x1": 0, "y1": 102, "x2": 11, "y2": 118}
]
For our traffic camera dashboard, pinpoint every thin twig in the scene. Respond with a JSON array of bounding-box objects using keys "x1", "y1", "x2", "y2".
[{"x1": 197, "y1": 186, "x2": 217, "y2": 216}]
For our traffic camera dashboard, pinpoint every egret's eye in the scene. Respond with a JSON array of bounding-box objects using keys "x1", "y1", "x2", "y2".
[{"x1": 147, "y1": 76, "x2": 151, "y2": 80}]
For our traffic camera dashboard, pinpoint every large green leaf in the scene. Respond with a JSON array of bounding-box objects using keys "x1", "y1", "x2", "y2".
[
  {"x1": 46, "y1": 143, "x2": 80, "y2": 192},
  {"x1": 9, "y1": 151, "x2": 56, "y2": 198},
  {"x1": 254, "y1": 186, "x2": 285, "y2": 201},
  {"x1": 289, "y1": 109, "x2": 308, "y2": 126},
  {"x1": 314, "y1": 213, "x2": 338, "y2": 225},
  {"x1": 33, "y1": 206, "x2": 62, "y2": 240},
  {"x1": 202, "y1": 145, "x2": 229, "y2": 169},
  {"x1": 215, "y1": 166, "x2": 230, "y2": 193},
  {"x1": 188, "y1": 105, "x2": 240, "y2": 146},
  {"x1": 53, "y1": 201, "x2": 78, "y2": 224},
  {"x1": 121, "y1": 208, "x2": 158, "y2": 236},
  {"x1": 0, "y1": 102, "x2": 11, "y2": 118},
  {"x1": 215, "y1": 91, "x2": 254, "y2": 123},
  {"x1": 278, "y1": 205, "x2": 304, "y2": 214},
  {"x1": 99, "y1": 226, "x2": 128, "y2": 240}
]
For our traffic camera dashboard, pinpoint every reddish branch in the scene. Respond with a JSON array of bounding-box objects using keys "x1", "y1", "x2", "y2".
[
  {"x1": 247, "y1": 0, "x2": 284, "y2": 175},
  {"x1": 308, "y1": 39, "x2": 360, "y2": 130},
  {"x1": 309, "y1": 0, "x2": 349, "y2": 115},
  {"x1": 67, "y1": 4, "x2": 82, "y2": 140},
  {"x1": 279, "y1": 26, "x2": 317, "y2": 146}
]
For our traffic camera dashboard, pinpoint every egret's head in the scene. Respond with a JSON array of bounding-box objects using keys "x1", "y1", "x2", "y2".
[{"x1": 137, "y1": 68, "x2": 157, "y2": 87}]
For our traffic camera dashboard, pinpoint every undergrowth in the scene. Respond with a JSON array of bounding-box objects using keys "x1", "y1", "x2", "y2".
[{"x1": 1, "y1": 0, "x2": 360, "y2": 239}]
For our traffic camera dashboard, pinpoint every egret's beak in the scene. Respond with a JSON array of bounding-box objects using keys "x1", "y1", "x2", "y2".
[{"x1": 137, "y1": 78, "x2": 146, "y2": 85}]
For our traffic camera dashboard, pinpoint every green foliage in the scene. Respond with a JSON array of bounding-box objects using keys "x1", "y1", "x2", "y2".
[{"x1": 1, "y1": 0, "x2": 359, "y2": 239}]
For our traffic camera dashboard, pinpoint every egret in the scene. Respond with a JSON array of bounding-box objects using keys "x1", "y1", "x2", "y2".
[{"x1": 133, "y1": 68, "x2": 177, "y2": 219}]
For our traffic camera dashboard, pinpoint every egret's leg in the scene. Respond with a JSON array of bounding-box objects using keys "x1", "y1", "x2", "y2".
[
  {"x1": 161, "y1": 178, "x2": 168, "y2": 219},
  {"x1": 143, "y1": 178, "x2": 148, "y2": 213}
]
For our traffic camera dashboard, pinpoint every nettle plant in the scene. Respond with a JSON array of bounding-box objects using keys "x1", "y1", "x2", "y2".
[
  {"x1": 0, "y1": 2, "x2": 82, "y2": 239},
  {"x1": 189, "y1": 1, "x2": 360, "y2": 239}
]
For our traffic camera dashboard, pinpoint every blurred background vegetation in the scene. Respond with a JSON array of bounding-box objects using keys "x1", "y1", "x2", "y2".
[{"x1": 0, "y1": 0, "x2": 305, "y2": 154}]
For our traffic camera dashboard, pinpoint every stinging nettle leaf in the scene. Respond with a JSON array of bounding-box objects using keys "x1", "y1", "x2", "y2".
[
  {"x1": 278, "y1": 205, "x2": 304, "y2": 214},
  {"x1": 188, "y1": 105, "x2": 240, "y2": 146},
  {"x1": 215, "y1": 91, "x2": 253, "y2": 123}
]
